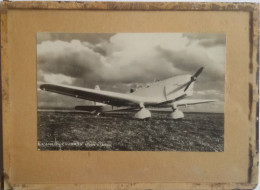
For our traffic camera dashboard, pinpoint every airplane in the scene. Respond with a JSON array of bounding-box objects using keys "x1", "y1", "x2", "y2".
[{"x1": 40, "y1": 67, "x2": 216, "y2": 120}]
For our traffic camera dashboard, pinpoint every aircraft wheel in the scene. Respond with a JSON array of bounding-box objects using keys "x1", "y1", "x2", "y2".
[
  {"x1": 134, "y1": 108, "x2": 151, "y2": 119},
  {"x1": 170, "y1": 109, "x2": 184, "y2": 120}
]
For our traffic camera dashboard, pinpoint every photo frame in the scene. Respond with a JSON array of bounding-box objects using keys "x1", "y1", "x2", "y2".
[{"x1": 1, "y1": 1, "x2": 259, "y2": 189}]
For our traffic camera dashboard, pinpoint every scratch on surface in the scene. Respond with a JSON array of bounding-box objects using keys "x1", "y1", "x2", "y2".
[
  {"x1": 249, "y1": 11, "x2": 254, "y2": 74},
  {"x1": 247, "y1": 143, "x2": 253, "y2": 183},
  {"x1": 248, "y1": 83, "x2": 253, "y2": 120},
  {"x1": 3, "y1": 172, "x2": 13, "y2": 190}
]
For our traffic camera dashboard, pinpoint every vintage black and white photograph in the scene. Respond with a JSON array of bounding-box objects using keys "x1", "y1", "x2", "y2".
[{"x1": 37, "y1": 33, "x2": 225, "y2": 151}]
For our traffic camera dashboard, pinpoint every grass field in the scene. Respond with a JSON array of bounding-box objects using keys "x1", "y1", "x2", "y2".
[{"x1": 38, "y1": 111, "x2": 224, "y2": 151}]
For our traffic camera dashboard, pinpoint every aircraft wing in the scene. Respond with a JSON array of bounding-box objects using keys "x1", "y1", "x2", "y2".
[
  {"x1": 175, "y1": 99, "x2": 217, "y2": 106},
  {"x1": 40, "y1": 84, "x2": 141, "y2": 107}
]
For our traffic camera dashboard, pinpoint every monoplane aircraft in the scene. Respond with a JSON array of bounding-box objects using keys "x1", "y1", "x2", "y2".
[{"x1": 40, "y1": 67, "x2": 216, "y2": 119}]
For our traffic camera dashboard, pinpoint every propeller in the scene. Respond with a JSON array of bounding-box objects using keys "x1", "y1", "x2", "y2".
[{"x1": 184, "y1": 67, "x2": 204, "y2": 92}]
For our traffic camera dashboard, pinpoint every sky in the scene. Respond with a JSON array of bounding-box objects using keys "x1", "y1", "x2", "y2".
[{"x1": 37, "y1": 33, "x2": 225, "y2": 113}]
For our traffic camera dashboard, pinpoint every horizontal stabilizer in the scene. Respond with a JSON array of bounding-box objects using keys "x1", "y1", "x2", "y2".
[
  {"x1": 155, "y1": 94, "x2": 187, "y2": 107},
  {"x1": 104, "y1": 107, "x2": 138, "y2": 112},
  {"x1": 75, "y1": 105, "x2": 103, "y2": 112},
  {"x1": 154, "y1": 98, "x2": 216, "y2": 108},
  {"x1": 175, "y1": 99, "x2": 217, "y2": 106}
]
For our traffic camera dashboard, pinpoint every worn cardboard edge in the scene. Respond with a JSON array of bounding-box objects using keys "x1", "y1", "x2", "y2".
[
  {"x1": 0, "y1": 3, "x2": 3, "y2": 190},
  {"x1": 0, "y1": 1, "x2": 259, "y2": 190},
  {"x1": 7, "y1": 182, "x2": 259, "y2": 190},
  {"x1": 248, "y1": 2, "x2": 259, "y2": 185},
  {"x1": 0, "y1": 1, "x2": 259, "y2": 11},
  {"x1": 1, "y1": 3, "x2": 12, "y2": 190}
]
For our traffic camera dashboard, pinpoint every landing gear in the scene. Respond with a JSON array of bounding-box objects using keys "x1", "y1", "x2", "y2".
[
  {"x1": 170, "y1": 109, "x2": 184, "y2": 120},
  {"x1": 170, "y1": 103, "x2": 184, "y2": 120},
  {"x1": 134, "y1": 103, "x2": 151, "y2": 119},
  {"x1": 134, "y1": 108, "x2": 151, "y2": 119}
]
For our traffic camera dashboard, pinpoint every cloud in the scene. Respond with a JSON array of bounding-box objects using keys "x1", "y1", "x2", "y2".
[
  {"x1": 156, "y1": 46, "x2": 225, "y2": 92},
  {"x1": 37, "y1": 40, "x2": 105, "y2": 82},
  {"x1": 38, "y1": 90, "x2": 91, "y2": 108},
  {"x1": 183, "y1": 33, "x2": 226, "y2": 48},
  {"x1": 37, "y1": 33, "x2": 226, "y2": 112},
  {"x1": 37, "y1": 35, "x2": 180, "y2": 86},
  {"x1": 37, "y1": 33, "x2": 116, "y2": 45},
  {"x1": 43, "y1": 73, "x2": 75, "y2": 85}
]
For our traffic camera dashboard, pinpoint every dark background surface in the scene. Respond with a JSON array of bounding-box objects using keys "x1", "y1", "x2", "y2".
[{"x1": 38, "y1": 111, "x2": 224, "y2": 151}]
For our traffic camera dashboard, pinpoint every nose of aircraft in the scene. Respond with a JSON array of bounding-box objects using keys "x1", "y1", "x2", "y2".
[
  {"x1": 184, "y1": 67, "x2": 204, "y2": 91},
  {"x1": 40, "y1": 84, "x2": 47, "y2": 90}
]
